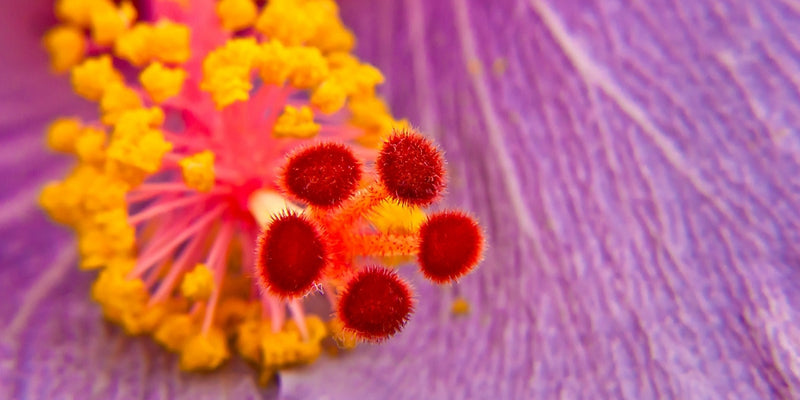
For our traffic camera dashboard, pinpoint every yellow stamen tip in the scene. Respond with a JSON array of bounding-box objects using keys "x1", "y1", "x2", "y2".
[
  {"x1": 179, "y1": 150, "x2": 216, "y2": 192},
  {"x1": 100, "y1": 83, "x2": 143, "y2": 126},
  {"x1": 140, "y1": 62, "x2": 187, "y2": 104},
  {"x1": 180, "y1": 263, "x2": 216, "y2": 301},
  {"x1": 180, "y1": 328, "x2": 230, "y2": 371},
  {"x1": 42, "y1": 25, "x2": 87, "y2": 73},
  {"x1": 155, "y1": 314, "x2": 198, "y2": 352},
  {"x1": 71, "y1": 55, "x2": 124, "y2": 101},
  {"x1": 273, "y1": 105, "x2": 320, "y2": 139},
  {"x1": 216, "y1": 0, "x2": 258, "y2": 31},
  {"x1": 46, "y1": 117, "x2": 83, "y2": 153},
  {"x1": 89, "y1": 1, "x2": 137, "y2": 46}
]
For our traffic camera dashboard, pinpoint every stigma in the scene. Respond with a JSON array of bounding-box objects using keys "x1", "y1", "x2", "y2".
[{"x1": 40, "y1": 0, "x2": 484, "y2": 381}]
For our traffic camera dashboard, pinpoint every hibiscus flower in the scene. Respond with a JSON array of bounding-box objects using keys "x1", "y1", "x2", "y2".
[{"x1": 2, "y1": 0, "x2": 799, "y2": 399}]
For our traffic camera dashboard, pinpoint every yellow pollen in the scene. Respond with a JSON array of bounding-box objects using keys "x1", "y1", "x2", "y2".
[
  {"x1": 179, "y1": 150, "x2": 216, "y2": 192},
  {"x1": 42, "y1": 25, "x2": 87, "y2": 73},
  {"x1": 181, "y1": 263, "x2": 216, "y2": 301},
  {"x1": 55, "y1": 0, "x2": 109, "y2": 27},
  {"x1": 273, "y1": 106, "x2": 319, "y2": 139},
  {"x1": 216, "y1": 0, "x2": 258, "y2": 31},
  {"x1": 106, "y1": 108, "x2": 173, "y2": 185},
  {"x1": 70, "y1": 55, "x2": 124, "y2": 101},
  {"x1": 180, "y1": 328, "x2": 231, "y2": 371},
  {"x1": 46, "y1": 117, "x2": 84, "y2": 153},
  {"x1": 310, "y1": 79, "x2": 347, "y2": 115},
  {"x1": 100, "y1": 83, "x2": 144, "y2": 126},
  {"x1": 89, "y1": 0, "x2": 137, "y2": 46},
  {"x1": 74, "y1": 127, "x2": 108, "y2": 164},
  {"x1": 287, "y1": 46, "x2": 329, "y2": 89},
  {"x1": 140, "y1": 62, "x2": 187, "y2": 103},
  {"x1": 258, "y1": 39, "x2": 292, "y2": 85},
  {"x1": 451, "y1": 297, "x2": 471, "y2": 315},
  {"x1": 78, "y1": 208, "x2": 136, "y2": 269},
  {"x1": 155, "y1": 314, "x2": 198, "y2": 352},
  {"x1": 328, "y1": 317, "x2": 357, "y2": 350},
  {"x1": 91, "y1": 268, "x2": 148, "y2": 319},
  {"x1": 114, "y1": 21, "x2": 191, "y2": 67},
  {"x1": 255, "y1": 0, "x2": 316, "y2": 46}
]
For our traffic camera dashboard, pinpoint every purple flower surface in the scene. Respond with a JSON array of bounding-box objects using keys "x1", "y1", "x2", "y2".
[{"x1": 2, "y1": 0, "x2": 800, "y2": 399}]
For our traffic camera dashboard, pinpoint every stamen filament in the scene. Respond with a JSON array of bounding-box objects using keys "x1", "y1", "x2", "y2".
[
  {"x1": 132, "y1": 204, "x2": 226, "y2": 277},
  {"x1": 129, "y1": 193, "x2": 218, "y2": 225},
  {"x1": 201, "y1": 221, "x2": 234, "y2": 333}
]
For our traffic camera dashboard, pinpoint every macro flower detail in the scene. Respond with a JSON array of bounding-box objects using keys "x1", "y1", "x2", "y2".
[{"x1": 37, "y1": 0, "x2": 484, "y2": 382}]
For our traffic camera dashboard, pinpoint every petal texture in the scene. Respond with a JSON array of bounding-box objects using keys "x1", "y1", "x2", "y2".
[
  {"x1": 0, "y1": 2, "x2": 270, "y2": 399},
  {"x1": 279, "y1": 0, "x2": 800, "y2": 399}
]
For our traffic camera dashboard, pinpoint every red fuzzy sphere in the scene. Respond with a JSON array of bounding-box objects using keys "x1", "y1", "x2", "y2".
[
  {"x1": 337, "y1": 267, "x2": 414, "y2": 341},
  {"x1": 282, "y1": 142, "x2": 362, "y2": 208},
  {"x1": 376, "y1": 130, "x2": 445, "y2": 206},
  {"x1": 256, "y1": 213, "x2": 327, "y2": 297},
  {"x1": 417, "y1": 211, "x2": 483, "y2": 284}
]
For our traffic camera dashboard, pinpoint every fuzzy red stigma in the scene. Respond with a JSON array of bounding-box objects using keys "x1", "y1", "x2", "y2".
[
  {"x1": 417, "y1": 211, "x2": 484, "y2": 284},
  {"x1": 376, "y1": 130, "x2": 445, "y2": 206},
  {"x1": 281, "y1": 142, "x2": 362, "y2": 208},
  {"x1": 337, "y1": 266, "x2": 414, "y2": 341},
  {"x1": 256, "y1": 212, "x2": 327, "y2": 297}
]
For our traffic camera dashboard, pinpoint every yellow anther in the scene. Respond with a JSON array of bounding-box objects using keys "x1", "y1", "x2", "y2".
[
  {"x1": 71, "y1": 55, "x2": 124, "y2": 101},
  {"x1": 287, "y1": 46, "x2": 329, "y2": 89},
  {"x1": 179, "y1": 150, "x2": 215, "y2": 192},
  {"x1": 121, "y1": 302, "x2": 174, "y2": 335},
  {"x1": 215, "y1": 298, "x2": 259, "y2": 334},
  {"x1": 203, "y1": 38, "x2": 263, "y2": 73},
  {"x1": 340, "y1": 63, "x2": 385, "y2": 98},
  {"x1": 115, "y1": 21, "x2": 190, "y2": 66},
  {"x1": 255, "y1": 0, "x2": 316, "y2": 46},
  {"x1": 78, "y1": 208, "x2": 136, "y2": 269},
  {"x1": 216, "y1": 0, "x2": 258, "y2": 31},
  {"x1": 89, "y1": 1, "x2": 137, "y2": 46},
  {"x1": 201, "y1": 38, "x2": 263, "y2": 108},
  {"x1": 100, "y1": 83, "x2": 143, "y2": 126},
  {"x1": 310, "y1": 79, "x2": 347, "y2": 115},
  {"x1": 55, "y1": 0, "x2": 110, "y2": 27},
  {"x1": 150, "y1": 21, "x2": 192, "y2": 64},
  {"x1": 451, "y1": 297, "x2": 471, "y2": 316},
  {"x1": 74, "y1": 127, "x2": 108, "y2": 164},
  {"x1": 273, "y1": 106, "x2": 320, "y2": 139},
  {"x1": 258, "y1": 39, "x2": 292, "y2": 85},
  {"x1": 42, "y1": 25, "x2": 87, "y2": 73},
  {"x1": 46, "y1": 117, "x2": 83, "y2": 153},
  {"x1": 114, "y1": 23, "x2": 152, "y2": 66},
  {"x1": 305, "y1": 0, "x2": 355, "y2": 53},
  {"x1": 180, "y1": 263, "x2": 216, "y2": 301},
  {"x1": 91, "y1": 268, "x2": 148, "y2": 319},
  {"x1": 39, "y1": 165, "x2": 129, "y2": 226},
  {"x1": 328, "y1": 317, "x2": 357, "y2": 350},
  {"x1": 348, "y1": 96, "x2": 410, "y2": 148},
  {"x1": 140, "y1": 62, "x2": 187, "y2": 103},
  {"x1": 180, "y1": 329, "x2": 230, "y2": 371},
  {"x1": 368, "y1": 198, "x2": 426, "y2": 234},
  {"x1": 106, "y1": 257, "x2": 136, "y2": 274},
  {"x1": 106, "y1": 109, "x2": 172, "y2": 185},
  {"x1": 236, "y1": 319, "x2": 267, "y2": 363},
  {"x1": 155, "y1": 314, "x2": 198, "y2": 352},
  {"x1": 201, "y1": 66, "x2": 252, "y2": 109},
  {"x1": 260, "y1": 316, "x2": 327, "y2": 369}
]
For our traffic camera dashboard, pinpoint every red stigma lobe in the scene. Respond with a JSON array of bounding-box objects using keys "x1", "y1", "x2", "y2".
[
  {"x1": 282, "y1": 142, "x2": 362, "y2": 208},
  {"x1": 256, "y1": 212, "x2": 327, "y2": 297},
  {"x1": 376, "y1": 129, "x2": 445, "y2": 206},
  {"x1": 417, "y1": 211, "x2": 484, "y2": 284},
  {"x1": 337, "y1": 267, "x2": 414, "y2": 341}
]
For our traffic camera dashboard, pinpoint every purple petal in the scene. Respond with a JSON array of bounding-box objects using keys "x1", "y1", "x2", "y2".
[
  {"x1": 279, "y1": 0, "x2": 800, "y2": 399},
  {"x1": 0, "y1": 2, "x2": 269, "y2": 399}
]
